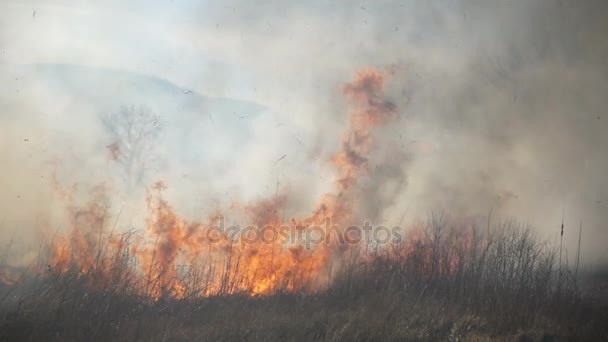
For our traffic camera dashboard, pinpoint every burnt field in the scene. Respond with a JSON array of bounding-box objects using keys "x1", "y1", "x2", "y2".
[{"x1": 1, "y1": 218, "x2": 607, "y2": 341}]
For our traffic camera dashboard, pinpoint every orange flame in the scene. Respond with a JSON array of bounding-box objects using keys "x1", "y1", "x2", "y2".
[{"x1": 30, "y1": 69, "x2": 404, "y2": 299}]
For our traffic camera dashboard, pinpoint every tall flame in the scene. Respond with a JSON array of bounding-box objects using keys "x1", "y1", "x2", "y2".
[{"x1": 43, "y1": 68, "x2": 399, "y2": 298}]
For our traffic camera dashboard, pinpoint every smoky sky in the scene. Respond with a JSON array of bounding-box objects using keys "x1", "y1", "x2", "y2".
[{"x1": 0, "y1": 0, "x2": 607, "y2": 264}]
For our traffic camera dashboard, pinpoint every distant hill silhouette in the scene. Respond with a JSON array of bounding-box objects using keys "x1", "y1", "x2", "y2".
[
  {"x1": 2, "y1": 63, "x2": 269, "y2": 171},
  {"x1": 27, "y1": 63, "x2": 266, "y2": 123}
]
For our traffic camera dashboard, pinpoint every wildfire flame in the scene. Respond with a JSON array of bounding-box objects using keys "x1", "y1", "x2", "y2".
[{"x1": 30, "y1": 69, "x2": 402, "y2": 299}]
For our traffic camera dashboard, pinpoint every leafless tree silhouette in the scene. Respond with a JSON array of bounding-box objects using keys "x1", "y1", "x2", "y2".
[{"x1": 101, "y1": 105, "x2": 161, "y2": 191}]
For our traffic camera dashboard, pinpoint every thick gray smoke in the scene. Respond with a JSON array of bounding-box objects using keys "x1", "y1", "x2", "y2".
[{"x1": 0, "y1": 1, "x2": 606, "y2": 265}]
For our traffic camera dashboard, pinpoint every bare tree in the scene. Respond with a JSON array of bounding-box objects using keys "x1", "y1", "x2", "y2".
[{"x1": 102, "y1": 105, "x2": 161, "y2": 191}]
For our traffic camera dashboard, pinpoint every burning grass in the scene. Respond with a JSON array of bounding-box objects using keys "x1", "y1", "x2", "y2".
[
  {"x1": 1, "y1": 68, "x2": 606, "y2": 340},
  {"x1": 1, "y1": 214, "x2": 607, "y2": 341}
]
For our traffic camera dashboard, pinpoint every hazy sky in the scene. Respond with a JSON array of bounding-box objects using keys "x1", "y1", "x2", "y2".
[{"x1": 1, "y1": 0, "x2": 607, "y2": 264}]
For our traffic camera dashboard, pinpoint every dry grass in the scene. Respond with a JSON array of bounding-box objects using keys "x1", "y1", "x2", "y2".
[{"x1": 1, "y1": 217, "x2": 606, "y2": 341}]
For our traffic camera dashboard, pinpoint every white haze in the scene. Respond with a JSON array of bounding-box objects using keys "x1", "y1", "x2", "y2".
[{"x1": 0, "y1": 0, "x2": 607, "y2": 265}]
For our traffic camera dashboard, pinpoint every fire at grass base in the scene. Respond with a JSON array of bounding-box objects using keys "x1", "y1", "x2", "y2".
[
  {"x1": 0, "y1": 69, "x2": 607, "y2": 340},
  {"x1": 1, "y1": 218, "x2": 607, "y2": 341}
]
